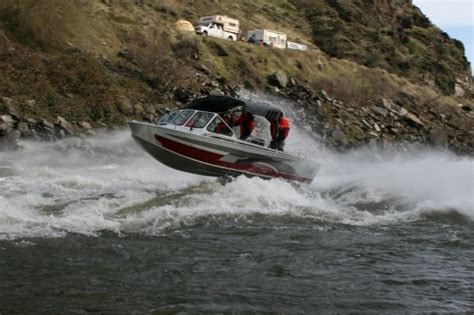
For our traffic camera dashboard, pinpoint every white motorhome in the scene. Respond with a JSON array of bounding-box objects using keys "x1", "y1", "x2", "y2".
[
  {"x1": 195, "y1": 15, "x2": 240, "y2": 41},
  {"x1": 247, "y1": 29, "x2": 287, "y2": 49}
]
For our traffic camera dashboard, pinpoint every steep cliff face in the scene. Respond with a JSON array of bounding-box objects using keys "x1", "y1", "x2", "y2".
[
  {"x1": 0, "y1": 0, "x2": 472, "y2": 153},
  {"x1": 291, "y1": 0, "x2": 471, "y2": 95}
]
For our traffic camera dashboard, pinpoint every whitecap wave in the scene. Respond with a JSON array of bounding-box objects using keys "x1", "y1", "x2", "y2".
[{"x1": 0, "y1": 105, "x2": 472, "y2": 239}]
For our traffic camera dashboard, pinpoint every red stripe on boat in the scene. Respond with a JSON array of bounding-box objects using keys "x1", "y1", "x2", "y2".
[{"x1": 155, "y1": 134, "x2": 309, "y2": 182}]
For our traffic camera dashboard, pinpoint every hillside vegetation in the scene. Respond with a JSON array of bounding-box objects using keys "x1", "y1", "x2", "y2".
[
  {"x1": 0, "y1": 0, "x2": 472, "y2": 152},
  {"x1": 292, "y1": 0, "x2": 471, "y2": 95}
]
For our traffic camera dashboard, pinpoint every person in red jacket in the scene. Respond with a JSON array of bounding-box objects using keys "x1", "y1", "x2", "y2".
[
  {"x1": 214, "y1": 113, "x2": 234, "y2": 136},
  {"x1": 234, "y1": 110, "x2": 256, "y2": 140},
  {"x1": 269, "y1": 113, "x2": 290, "y2": 151}
]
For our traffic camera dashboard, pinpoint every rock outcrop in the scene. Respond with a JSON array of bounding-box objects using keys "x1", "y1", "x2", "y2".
[
  {"x1": 278, "y1": 79, "x2": 473, "y2": 154},
  {"x1": 0, "y1": 1, "x2": 472, "y2": 154}
]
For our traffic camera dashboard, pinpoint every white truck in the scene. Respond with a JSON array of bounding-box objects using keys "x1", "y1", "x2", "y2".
[
  {"x1": 195, "y1": 15, "x2": 240, "y2": 41},
  {"x1": 247, "y1": 29, "x2": 287, "y2": 49}
]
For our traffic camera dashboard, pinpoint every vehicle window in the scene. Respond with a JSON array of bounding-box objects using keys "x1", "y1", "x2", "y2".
[
  {"x1": 172, "y1": 110, "x2": 194, "y2": 126},
  {"x1": 156, "y1": 110, "x2": 178, "y2": 125},
  {"x1": 207, "y1": 116, "x2": 233, "y2": 136},
  {"x1": 185, "y1": 112, "x2": 214, "y2": 128}
]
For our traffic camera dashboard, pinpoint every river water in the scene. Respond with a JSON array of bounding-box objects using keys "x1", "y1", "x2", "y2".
[{"x1": 0, "y1": 117, "x2": 473, "y2": 312}]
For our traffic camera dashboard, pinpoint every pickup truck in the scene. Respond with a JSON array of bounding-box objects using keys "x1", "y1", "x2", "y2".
[{"x1": 195, "y1": 22, "x2": 238, "y2": 41}]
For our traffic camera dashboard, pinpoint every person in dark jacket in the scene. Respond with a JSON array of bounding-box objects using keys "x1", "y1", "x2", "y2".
[
  {"x1": 269, "y1": 114, "x2": 290, "y2": 151},
  {"x1": 234, "y1": 110, "x2": 256, "y2": 140},
  {"x1": 248, "y1": 34, "x2": 257, "y2": 44}
]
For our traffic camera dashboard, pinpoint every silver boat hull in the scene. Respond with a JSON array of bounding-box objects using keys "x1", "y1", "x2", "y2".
[{"x1": 129, "y1": 121, "x2": 320, "y2": 183}]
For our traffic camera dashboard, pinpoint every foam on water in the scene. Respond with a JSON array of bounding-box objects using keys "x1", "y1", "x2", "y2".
[
  {"x1": 319, "y1": 149, "x2": 474, "y2": 215},
  {"x1": 0, "y1": 130, "x2": 206, "y2": 239},
  {"x1": 0, "y1": 108, "x2": 473, "y2": 239}
]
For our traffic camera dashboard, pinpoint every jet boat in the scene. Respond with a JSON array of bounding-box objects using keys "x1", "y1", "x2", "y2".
[{"x1": 128, "y1": 96, "x2": 320, "y2": 183}]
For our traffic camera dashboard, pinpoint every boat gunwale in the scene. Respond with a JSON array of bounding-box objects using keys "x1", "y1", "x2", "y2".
[{"x1": 129, "y1": 120, "x2": 308, "y2": 161}]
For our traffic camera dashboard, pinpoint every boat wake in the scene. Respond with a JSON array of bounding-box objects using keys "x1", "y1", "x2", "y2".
[{"x1": 0, "y1": 124, "x2": 473, "y2": 240}]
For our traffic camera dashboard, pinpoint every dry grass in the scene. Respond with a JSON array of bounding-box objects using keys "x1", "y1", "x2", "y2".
[{"x1": 0, "y1": 0, "x2": 470, "y2": 128}]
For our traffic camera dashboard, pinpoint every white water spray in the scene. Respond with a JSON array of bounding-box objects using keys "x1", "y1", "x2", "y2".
[{"x1": 0, "y1": 97, "x2": 472, "y2": 239}]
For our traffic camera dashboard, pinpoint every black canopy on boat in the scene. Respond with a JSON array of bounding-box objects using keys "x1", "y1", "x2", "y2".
[{"x1": 186, "y1": 96, "x2": 283, "y2": 120}]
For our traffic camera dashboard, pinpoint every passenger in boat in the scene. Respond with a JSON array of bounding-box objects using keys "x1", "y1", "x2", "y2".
[
  {"x1": 214, "y1": 114, "x2": 234, "y2": 136},
  {"x1": 269, "y1": 114, "x2": 290, "y2": 151},
  {"x1": 234, "y1": 110, "x2": 256, "y2": 140}
]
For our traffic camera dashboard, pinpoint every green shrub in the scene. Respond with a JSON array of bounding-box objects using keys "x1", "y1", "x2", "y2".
[{"x1": 171, "y1": 33, "x2": 201, "y2": 60}]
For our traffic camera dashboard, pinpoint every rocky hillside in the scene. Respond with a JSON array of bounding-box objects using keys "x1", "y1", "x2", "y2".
[
  {"x1": 0, "y1": 0, "x2": 472, "y2": 153},
  {"x1": 292, "y1": 0, "x2": 471, "y2": 95}
]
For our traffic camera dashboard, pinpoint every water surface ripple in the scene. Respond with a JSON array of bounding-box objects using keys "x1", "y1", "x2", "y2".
[{"x1": 0, "y1": 129, "x2": 473, "y2": 313}]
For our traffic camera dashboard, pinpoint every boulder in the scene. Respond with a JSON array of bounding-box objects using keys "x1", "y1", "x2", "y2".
[
  {"x1": 30, "y1": 129, "x2": 41, "y2": 141},
  {"x1": 58, "y1": 129, "x2": 66, "y2": 138},
  {"x1": 17, "y1": 122, "x2": 32, "y2": 137},
  {"x1": 374, "y1": 123, "x2": 381, "y2": 132},
  {"x1": 56, "y1": 116, "x2": 72, "y2": 130},
  {"x1": 25, "y1": 117, "x2": 37, "y2": 125},
  {"x1": 398, "y1": 107, "x2": 408, "y2": 116},
  {"x1": 39, "y1": 119, "x2": 55, "y2": 134},
  {"x1": 0, "y1": 96, "x2": 13, "y2": 113},
  {"x1": 1, "y1": 115, "x2": 14, "y2": 126},
  {"x1": 41, "y1": 119, "x2": 54, "y2": 129},
  {"x1": 361, "y1": 119, "x2": 371, "y2": 129},
  {"x1": 7, "y1": 129, "x2": 21, "y2": 140},
  {"x1": 208, "y1": 88, "x2": 225, "y2": 96},
  {"x1": 403, "y1": 113, "x2": 424, "y2": 128},
  {"x1": 381, "y1": 97, "x2": 393, "y2": 110},
  {"x1": 79, "y1": 121, "x2": 92, "y2": 130},
  {"x1": 25, "y1": 99, "x2": 36, "y2": 107},
  {"x1": 267, "y1": 71, "x2": 288, "y2": 88},
  {"x1": 331, "y1": 126, "x2": 348, "y2": 145},
  {"x1": 174, "y1": 19, "x2": 195, "y2": 32},
  {"x1": 454, "y1": 84, "x2": 465, "y2": 97},
  {"x1": 118, "y1": 99, "x2": 134, "y2": 115},
  {"x1": 1, "y1": 96, "x2": 13, "y2": 107},
  {"x1": 372, "y1": 106, "x2": 389, "y2": 117},
  {"x1": 0, "y1": 122, "x2": 8, "y2": 135},
  {"x1": 193, "y1": 63, "x2": 210, "y2": 74},
  {"x1": 320, "y1": 89, "x2": 332, "y2": 101},
  {"x1": 315, "y1": 59, "x2": 325, "y2": 70},
  {"x1": 174, "y1": 87, "x2": 193, "y2": 103},
  {"x1": 428, "y1": 127, "x2": 448, "y2": 149},
  {"x1": 209, "y1": 80, "x2": 220, "y2": 88}
]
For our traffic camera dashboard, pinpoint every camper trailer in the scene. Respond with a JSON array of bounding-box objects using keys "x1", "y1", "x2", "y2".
[
  {"x1": 287, "y1": 41, "x2": 308, "y2": 51},
  {"x1": 247, "y1": 29, "x2": 287, "y2": 49},
  {"x1": 195, "y1": 15, "x2": 240, "y2": 41}
]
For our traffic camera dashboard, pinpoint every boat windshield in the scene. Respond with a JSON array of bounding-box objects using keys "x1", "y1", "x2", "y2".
[
  {"x1": 156, "y1": 109, "x2": 178, "y2": 125},
  {"x1": 171, "y1": 110, "x2": 195, "y2": 125},
  {"x1": 185, "y1": 112, "x2": 215, "y2": 128},
  {"x1": 207, "y1": 116, "x2": 233, "y2": 136}
]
